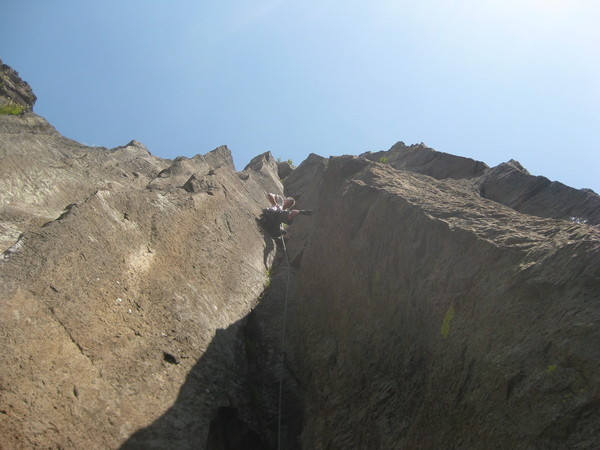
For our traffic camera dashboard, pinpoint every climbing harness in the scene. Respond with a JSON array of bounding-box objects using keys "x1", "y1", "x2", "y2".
[{"x1": 277, "y1": 224, "x2": 291, "y2": 450}]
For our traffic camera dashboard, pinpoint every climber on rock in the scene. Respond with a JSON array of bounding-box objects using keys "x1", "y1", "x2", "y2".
[{"x1": 259, "y1": 192, "x2": 312, "y2": 238}]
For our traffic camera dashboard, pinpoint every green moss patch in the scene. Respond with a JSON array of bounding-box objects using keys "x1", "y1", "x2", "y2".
[
  {"x1": 0, "y1": 102, "x2": 25, "y2": 115},
  {"x1": 441, "y1": 305, "x2": 456, "y2": 339}
]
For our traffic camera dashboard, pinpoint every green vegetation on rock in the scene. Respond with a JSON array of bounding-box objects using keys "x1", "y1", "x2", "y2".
[
  {"x1": 441, "y1": 305, "x2": 455, "y2": 338},
  {"x1": 0, "y1": 102, "x2": 25, "y2": 115}
]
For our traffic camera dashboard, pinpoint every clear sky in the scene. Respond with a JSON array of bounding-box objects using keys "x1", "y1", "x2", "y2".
[{"x1": 1, "y1": 0, "x2": 599, "y2": 193}]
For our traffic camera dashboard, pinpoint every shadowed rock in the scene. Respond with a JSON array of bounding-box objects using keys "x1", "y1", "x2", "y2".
[
  {"x1": 276, "y1": 161, "x2": 294, "y2": 180},
  {"x1": 282, "y1": 155, "x2": 600, "y2": 449}
]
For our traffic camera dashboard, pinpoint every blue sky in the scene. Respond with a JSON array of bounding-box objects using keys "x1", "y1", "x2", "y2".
[{"x1": 1, "y1": 0, "x2": 599, "y2": 193}]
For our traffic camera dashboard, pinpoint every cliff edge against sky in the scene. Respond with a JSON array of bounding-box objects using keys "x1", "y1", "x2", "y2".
[{"x1": 1, "y1": 60, "x2": 599, "y2": 449}]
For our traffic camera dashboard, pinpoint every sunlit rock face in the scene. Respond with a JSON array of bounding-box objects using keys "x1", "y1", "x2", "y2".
[
  {"x1": 478, "y1": 159, "x2": 600, "y2": 225},
  {"x1": 1, "y1": 59, "x2": 599, "y2": 449},
  {"x1": 364, "y1": 142, "x2": 600, "y2": 225},
  {"x1": 1, "y1": 61, "x2": 284, "y2": 449},
  {"x1": 361, "y1": 141, "x2": 489, "y2": 180}
]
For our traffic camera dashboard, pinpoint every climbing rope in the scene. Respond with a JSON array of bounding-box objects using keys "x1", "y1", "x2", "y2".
[{"x1": 277, "y1": 226, "x2": 291, "y2": 450}]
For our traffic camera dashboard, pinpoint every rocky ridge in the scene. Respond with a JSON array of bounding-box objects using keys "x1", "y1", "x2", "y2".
[
  {"x1": 362, "y1": 141, "x2": 600, "y2": 225},
  {"x1": 279, "y1": 155, "x2": 599, "y2": 448},
  {"x1": 0, "y1": 58, "x2": 36, "y2": 112},
  {"x1": 1, "y1": 62, "x2": 286, "y2": 449},
  {"x1": 1, "y1": 60, "x2": 599, "y2": 449}
]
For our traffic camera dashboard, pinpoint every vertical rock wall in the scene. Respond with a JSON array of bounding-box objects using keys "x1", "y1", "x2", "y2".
[
  {"x1": 2, "y1": 59, "x2": 599, "y2": 449},
  {"x1": 283, "y1": 156, "x2": 600, "y2": 448},
  {"x1": 0, "y1": 142, "x2": 282, "y2": 448}
]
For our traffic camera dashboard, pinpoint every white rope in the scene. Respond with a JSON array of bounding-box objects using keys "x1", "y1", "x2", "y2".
[{"x1": 277, "y1": 225, "x2": 291, "y2": 450}]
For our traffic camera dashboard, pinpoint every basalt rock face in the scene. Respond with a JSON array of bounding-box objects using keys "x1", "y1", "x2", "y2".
[
  {"x1": 0, "y1": 111, "x2": 168, "y2": 252},
  {"x1": 1, "y1": 154, "x2": 284, "y2": 449},
  {"x1": 0, "y1": 58, "x2": 36, "y2": 111},
  {"x1": 361, "y1": 141, "x2": 489, "y2": 180},
  {"x1": 0, "y1": 62, "x2": 283, "y2": 449},
  {"x1": 0, "y1": 140, "x2": 282, "y2": 449},
  {"x1": 479, "y1": 160, "x2": 600, "y2": 225},
  {"x1": 280, "y1": 156, "x2": 600, "y2": 449},
  {"x1": 2, "y1": 59, "x2": 600, "y2": 450},
  {"x1": 276, "y1": 161, "x2": 294, "y2": 180},
  {"x1": 367, "y1": 142, "x2": 600, "y2": 226}
]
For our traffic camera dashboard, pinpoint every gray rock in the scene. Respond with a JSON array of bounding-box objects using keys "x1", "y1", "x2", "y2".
[
  {"x1": 182, "y1": 173, "x2": 217, "y2": 194},
  {"x1": 0, "y1": 61, "x2": 283, "y2": 450},
  {"x1": 2, "y1": 59, "x2": 599, "y2": 449},
  {"x1": 0, "y1": 58, "x2": 36, "y2": 111},
  {"x1": 479, "y1": 159, "x2": 600, "y2": 225},
  {"x1": 281, "y1": 155, "x2": 600, "y2": 449},
  {"x1": 362, "y1": 141, "x2": 489, "y2": 180},
  {"x1": 277, "y1": 161, "x2": 293, "y2": 179}
]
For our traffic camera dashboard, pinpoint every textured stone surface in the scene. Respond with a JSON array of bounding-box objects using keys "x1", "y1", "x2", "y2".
[
  {"x1": 362, "y1": 141, "x2": 489, "y2": 180},
  {"x1": 0, "y1": 104, "x2": 282, "y2": 448},
  {"x1": 280, "y1": 156, "x2": 600, "y2": 449},
  {"x1": 2, "y1": 59, "x2": 599, "y2": 449},
  {"x1": 363, "y1": 142, "x2": 600, "y2": 225},
  {"x1": 277, "y1": 161, "x2": 294, "y2": 180},
  {"x1": 1, "y1": 159, "x2": 281, "y2": 449},
  {"x1": 0, "y1": 58, "x2": 36, "y2": 111},
  {"x1": 0, "y1": 113, "x2": 168, "y2": 252},
  {"x1": 479, "y1": 159, "x2": 600, "y2": 225}
]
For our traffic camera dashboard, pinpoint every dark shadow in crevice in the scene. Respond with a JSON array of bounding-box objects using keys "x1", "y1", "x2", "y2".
[
  {"x1": 206, "y1": 407, "x2": 265, "y2": 450},
  {"x1": 259, "y1": 223, "x2": 275, "y2": 269},
  {"x1": 120, "y1": 240, "x2": 302, "y2": 450}
]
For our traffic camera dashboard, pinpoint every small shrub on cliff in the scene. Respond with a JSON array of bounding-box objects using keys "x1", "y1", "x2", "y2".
[
  {"x1": 276, "y1": 156, "x2": 296, "y2": 169},
  {"x1": 0, "y1": 101, "x2": 25, "y2": 116},
  {"x1": 379, "y1": 156, "x2": 389, "y2": 164}
]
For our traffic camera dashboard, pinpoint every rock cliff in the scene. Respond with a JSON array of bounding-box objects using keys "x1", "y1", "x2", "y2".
[
  {"x1": 363, "y1": 142, "x2": 600, "y2": 225},
  {"x1": 280, "y1": 156, "x2": 599, "y2": 448},
  {"x1": 1, "y1": 62, "x2": 285, "y2": 449},
  {"x1": 0, "y1": 58, "x2": 36, "y2": 113},
  {"x1": 1, "y1": 61, "x2": 599, "y2": 449}
]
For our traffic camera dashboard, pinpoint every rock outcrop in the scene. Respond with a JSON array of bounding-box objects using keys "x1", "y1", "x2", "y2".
[
  {"x1": 0, "y1": 58, "x2": 36, "y2": 112},
  {"x1": 0, "y1": 141, "x2": 283, "y2": 448},
  {"x1": 1, "y1": 60, "x2": 599, "y2": 449},
  {"x1": 276, "y1": 161, "x2": 294, "y2": 180},
  {"x1": 0, "y1": 63, "x2": 284, "y2": 449},
  {"x1": 0, "y1": 111, "x2": 168, "y2": 252},
  {"x1": 367, "y1": 142, "x2": 600, "y2": 226},
  {"x1": 479, "y1": 159, "x2": 600, "y2": 225},
  {"x1": 361, "y1": 141, "x2": 489, "y2": 180},
  {"x1": 275, "y1": 156, "x2": 600, "y2": 448}
]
